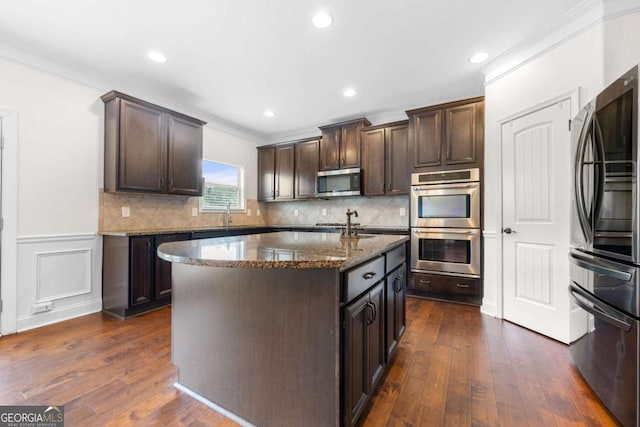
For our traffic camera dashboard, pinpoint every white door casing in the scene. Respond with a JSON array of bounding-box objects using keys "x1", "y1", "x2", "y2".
[
  {"x1": 0, "y1": 111, "x2": 18, "y2": 336},
  {"x1": 501, "y1": 98, "x2": 572, "y2": 344}
]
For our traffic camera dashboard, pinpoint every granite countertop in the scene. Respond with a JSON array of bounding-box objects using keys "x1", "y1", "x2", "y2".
[
  {"x1": 99, "y1": 224, "x2": 408, "y2": 236},
  {"x1": 157, "y1": 231, "x2": 408, "y2": 271}
]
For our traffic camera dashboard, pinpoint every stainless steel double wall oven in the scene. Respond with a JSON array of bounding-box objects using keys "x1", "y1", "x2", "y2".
[
  {"x1": 569, "y1": 65, "x2": 639, "y2": 427},
  {"x1": 410, "y1": 169, "x2": 481, "y2": 278}
]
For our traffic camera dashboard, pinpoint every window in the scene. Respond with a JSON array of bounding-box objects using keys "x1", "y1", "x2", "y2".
[{"x1": 201, "y1": 160, "x2": 245, "y2": 211}]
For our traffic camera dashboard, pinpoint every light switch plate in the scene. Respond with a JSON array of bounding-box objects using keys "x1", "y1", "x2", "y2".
[
  {"x1": 257, "y1": 209, "x2": 261, "y2": 217},
  {"x1": 247, "y1": 208, "x2": 252, "y2": 216},
  {"x1": 322, "y1": 208, "x2": 327, "y2": 216},
  {"x1": 122, "y1": 206, "x2": 130, "y2": 217},
  {"x1": 294, "y1": 209, "x2": 299, "y2": 217},
  {"x1": 192, "y1": 207, "x2": 198, "y2": 217},
  {"x1": 400, "y1": 207, "x2": 406, "y2": 217}
]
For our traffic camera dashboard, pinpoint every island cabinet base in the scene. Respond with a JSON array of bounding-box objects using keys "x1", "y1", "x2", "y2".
[{"x1": 171, "y1": 264, "x2": 341, "y2": 427}]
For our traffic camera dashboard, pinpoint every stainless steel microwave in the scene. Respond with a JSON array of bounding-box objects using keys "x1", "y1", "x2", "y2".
[{"x1": 317, "y1": 168, "x2": 362, "y2": 197}]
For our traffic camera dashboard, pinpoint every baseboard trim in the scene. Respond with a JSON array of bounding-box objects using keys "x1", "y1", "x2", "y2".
[
  {"x1": 16, "y1": 298, "x2": 102, "y2": 332},
  {"x1": 173, "y1": 382, "x2": 255, "y2": 427}
]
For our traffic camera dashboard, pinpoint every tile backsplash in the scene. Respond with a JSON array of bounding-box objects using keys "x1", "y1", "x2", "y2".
[
  {"x1": 99, "y1": 190, "x2": 266, "y2": 231},
  {"x1": 265, "y1": 196, "x2": 409, "y2": 227},
  {"x1": 99, "y1": 190, "x2": 409, "y2": 232}
]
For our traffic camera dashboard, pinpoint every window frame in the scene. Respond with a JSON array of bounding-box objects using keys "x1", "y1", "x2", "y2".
[{"x1": 199, "y1": 159, "x2": 246, "y2": 212}]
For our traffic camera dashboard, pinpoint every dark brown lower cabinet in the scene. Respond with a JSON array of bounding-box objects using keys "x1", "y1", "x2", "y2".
[
  {"x1": 344, "y1": 282, "x2": 385, "y2": 427},
  {"x1": 410, "y1": 271, "x2": 482, "y2": 306},
  {"x1": 103, "y1": 233, "x2": 189, "y2": 317},
  {"x1": 385, "y1": 263, "x2": 406, "y2": 360}
]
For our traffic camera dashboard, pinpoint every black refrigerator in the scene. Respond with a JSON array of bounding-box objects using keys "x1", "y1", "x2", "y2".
[{"x1": 569, "y1": 65, "x2": 639, "y2": 427}]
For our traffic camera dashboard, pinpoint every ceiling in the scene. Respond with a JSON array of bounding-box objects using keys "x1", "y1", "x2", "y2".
[{"x1": 0, "y1": 0, "x2": 586, "y2": 140}]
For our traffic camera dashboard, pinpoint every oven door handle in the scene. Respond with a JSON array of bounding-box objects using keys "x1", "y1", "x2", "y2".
[
  {"x1": 569, "y1": 285, "x2": 631, "y2": 331},
  {"x1": 412, "y1": 184, "x2": 477, "y2": 191},
  {"x1": 412, "y1": 229, "x2": 476, "y2": 235}
]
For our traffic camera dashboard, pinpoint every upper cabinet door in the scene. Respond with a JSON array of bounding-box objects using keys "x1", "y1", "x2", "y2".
[
  {"x1": 119, "y1": 100, "x2": 167, "y2": 192},
  {"x1": 319, "y1": 127, "x2": 341, "y2": 171},
  {"x1": 411, "y1": 109, "x2": 442, "y2": 169},
  {"x1": 167, "y1": 114, "x2": 203, "y2": 196},
  {"x1": 340, "y1": 122, "x2": 362, "y2": 169},
  {"x1": 275, "y1": 145, "x2": 295, "y2": 200},
  {"x1": 385, "y1": 124, "x2": 409, "y2": 195},
  {"x1": 257, "y1": 146, "x2": 276, "y2": 201},
  {"x1": 407, "y1": 97, "x2": 484, "y2": 172},
  {"x1": 362, "y1": 128, "x2": 386, "y2": 196},
  {"x1": 445, "y1": 103, "x2": 476, "y2": 165},
  {"x1": 295, "y1": 139, "x2": 319, "y2": 199}
]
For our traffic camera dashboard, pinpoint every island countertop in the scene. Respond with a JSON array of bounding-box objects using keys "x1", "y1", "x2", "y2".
[{"x1": 157, "y1": 231, "x2": 408, "y2": 271}]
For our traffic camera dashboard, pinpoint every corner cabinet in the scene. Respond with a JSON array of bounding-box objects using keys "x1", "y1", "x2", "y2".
[
  {"x1": 361, "y1": 121, "x2": 409, "y2": 196},
  {"x1": 258, "y1": 137, "x2": 320, "y2": 202},
  {"x1": 103, "y1": 233, "x2": 190, "y2": 317},
  {"x1": 102, "y1": 91, "x2": 206, "y2": 196},
  {"x1": 407, "y1": 97, "x2": 484, "y2": 172},
  {"x1": 319, "y1": 118, "x2": 371, "y2": 171},
  {"x1": 257, "y1": 145, "x2": 295, "y2": 201}
]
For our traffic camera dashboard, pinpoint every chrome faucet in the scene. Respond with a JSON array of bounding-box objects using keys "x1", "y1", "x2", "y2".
[
  {"x1": 345, "y1": 209, "x2": 358, "y2": 237},
  {"x1": 224, "y1": 202, "x2": 233, "y2": 227}
]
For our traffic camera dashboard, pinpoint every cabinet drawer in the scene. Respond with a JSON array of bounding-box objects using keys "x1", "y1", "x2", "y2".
[
  {"x1": 386, "y1": 244, "x2": 406, "y2": 272},
  {"x1": 345, "y1": 256, "x2": 385, "y2": 303},
  {"x1": 413, "y1": 272, "x2": 479, "y2": 296}
]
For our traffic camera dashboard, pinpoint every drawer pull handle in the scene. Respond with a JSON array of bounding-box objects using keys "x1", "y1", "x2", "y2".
[
  {"x1": 456, "y1": 283, "x2": 470, "y2": 288},
  {"x1": 419, "y1": 279, "x2": 431, "y2": 285},
  {"x1": 362, "y1": 272, "x2": 377, "y2": 280}
]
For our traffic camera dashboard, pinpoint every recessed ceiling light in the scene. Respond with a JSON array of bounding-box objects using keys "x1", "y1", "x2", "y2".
[
  {"x1": 469, "y1": 52, "x2": 489, "y2": 64},
  {"x1": 147, "y1": 51, "x2": 167, "y2": 63},
  {"x1": 343, "y1": 88, "x2": 357, "y2": 97},
  {"x1": 264, "y1": 110, "x2": 275, "y2": 118},
  {"x1": 312, "y1": 12, "x2": 333, "y2": 29}
]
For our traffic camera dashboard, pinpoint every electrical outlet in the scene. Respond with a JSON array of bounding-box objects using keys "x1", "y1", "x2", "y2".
[
  {"x1": 322, "y1": 208, "x2": 327, "y2": 216},
  {"x1": 294, "y1": 209, "x2": 299, "y2": 217},
  {"x1": 121, "y1": 206, "x2": 130, "y2": 217},
  {"x1": 192, "y1": 208, "x2": 198, "y2": 217},
  {"x1": 247, "y1": 208, "x2": 252, "y2": 216},
  {"x1": 32, "y1": 301, "x2": 52, "y2": 314},
  {"x1": 400, "y1": 207, "x2": 406, "y2": 217}
]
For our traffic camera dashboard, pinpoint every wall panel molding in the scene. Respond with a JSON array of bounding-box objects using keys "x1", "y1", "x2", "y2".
[{"x1": 16, "y1": 233, "x2": 102, "y2": 333}]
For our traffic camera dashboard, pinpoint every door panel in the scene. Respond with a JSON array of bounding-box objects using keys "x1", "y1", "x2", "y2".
[{"x1": 502, "y1": 99, "x2": 572, "y2": 343}]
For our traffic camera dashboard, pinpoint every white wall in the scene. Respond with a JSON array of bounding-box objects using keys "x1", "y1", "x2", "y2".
[
  {"x1": 202, "y1": 126, "x2": 260, "y2": 201},
  {"x1": 482, "y1": 11, "x2": 640, "y2": 317},
  {"x1": 0, "y1": 56, "x2": 260, "y2": 332}
]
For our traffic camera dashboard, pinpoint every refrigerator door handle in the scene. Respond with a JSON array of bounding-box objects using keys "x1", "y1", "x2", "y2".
[
  {"x1": 570, "y1": 285, "x2": 632, "y2": 331},
  {"x1": 574, "y1": 105, "x2": 595, "y2": 242},
  {"x1": 592, "y1": 116, "x2": 606, "y2": 226},
  {"x1": 570, "y1": 251, "x2": 633, "y2": 282}
]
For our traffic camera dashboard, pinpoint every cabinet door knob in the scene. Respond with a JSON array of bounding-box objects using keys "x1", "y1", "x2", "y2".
[{"x1": 362, "y1": 272, "x2": 377, "y2": 280}]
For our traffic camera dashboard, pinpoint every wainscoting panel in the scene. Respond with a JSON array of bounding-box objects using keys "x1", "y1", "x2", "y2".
[
  {"x1": 36, "y1": 248, "x2": 92, "y2": 302},
  {"x1": 16, "y1": 233, "x2": 102, "y2": 332}
]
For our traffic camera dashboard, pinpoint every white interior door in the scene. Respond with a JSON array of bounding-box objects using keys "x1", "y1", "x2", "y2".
[{"x1": 502, "y1": 99, "x2": 572, "y2": 343}]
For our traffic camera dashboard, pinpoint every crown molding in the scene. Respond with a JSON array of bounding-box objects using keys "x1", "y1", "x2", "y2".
[{"x1": 481, "y1": 0, "x2": 640, "y2": 85}]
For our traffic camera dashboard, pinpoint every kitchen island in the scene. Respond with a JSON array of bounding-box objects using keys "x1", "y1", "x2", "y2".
[{"x1": 157, "y1": 231, "x2": 408, "y2": 427}]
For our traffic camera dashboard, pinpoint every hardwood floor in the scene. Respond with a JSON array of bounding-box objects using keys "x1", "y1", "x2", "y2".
[{"x1": 0, "y1": 297, "x2": 618, "y2": 426}]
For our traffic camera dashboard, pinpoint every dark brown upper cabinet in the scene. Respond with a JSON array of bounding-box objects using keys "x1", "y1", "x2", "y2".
[
  {"x1": 407, "y1": 97, "x2": 484, "y2": 172},
  {"x1": 102, "y1": 91, "x2": 206, "y2": 196},
  {"x1": 294, "y1": 138, "x2": 319, "y2": 199},
  {"x1": 257, "y1": 144, "x2": 295, "y2": 201},
  {"x1": 361, "y1": 121, "x2": 409, "y2": 196},
  {"x1": 319, "y1": 118, "x2": 371, "y2": 171}
]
